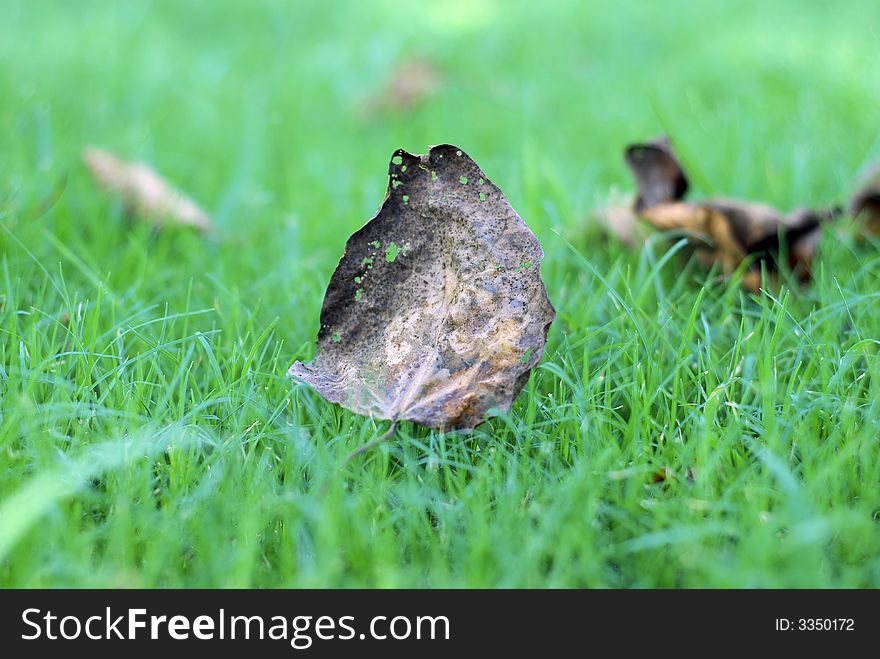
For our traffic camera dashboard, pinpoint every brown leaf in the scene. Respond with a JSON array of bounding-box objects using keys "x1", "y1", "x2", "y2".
[
  {"x1": 624, "y1": 137, "x2": 838, "y2": 290},
  {"x1": 82, "y1": 147, "x2": 212, "y2": 232},
  {"x1": 639, "y1": 200, "x2": 755, "y2": 288},
  {"x1": 640, "y1": 200, "x2": 833, "y2": 291},
  {"x1": 704, "y1": 201, "x2": 832, "y2": 253},
  {"x1": 624, "y1": 136, "x2": 689, "y2": 212},
  {"x1": 788, "y1": 225, "x2": 823, "y2": 280},
  {"x1": 593, "y1": 190, "x2": 648, "y2": 248},
  {"x1": 290, "y1": 144, "x2": 555, "y2": 430},
  {"x1": 364, "y1": 57, "x2": 441, "y2": 115},
  {"x1": 850, "y1": 165, "x2": 880, "y2": 234},
  {"x1": 651, "y1": 467, "x2": 672, "y2": 484}
]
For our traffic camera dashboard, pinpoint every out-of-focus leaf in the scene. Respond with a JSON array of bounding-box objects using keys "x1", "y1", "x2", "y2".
[
  {"x1": 651, "y1": 467, "x2": 672, "y2": 484},
  {"x1": 641, "y1": 200, "x2": 834, "y2": 292},
  {"x1": 593, "y1": 190, "x2": 648, "y2": 248},
  {"x1": 83, "y1": 147, "x2": 212, "y2": 232},
  {"x1": 850, "y1": 165, "x2": 880, "y2": 234},
  {"x1": 363, "y1": 57, "x2": 441, "y2": 116},
  {"x1": 624, "y1": 136, "x2": 689, "y2": 212},
  {"x1": 740, "y1": 205, "x2": 839, "y2": 277},
  {"x1": 624, "y1": 137, "x2": 838, "y2": 290},
  {"x1": 290, "y1": 144, "x2": 555, "y2": 430}
]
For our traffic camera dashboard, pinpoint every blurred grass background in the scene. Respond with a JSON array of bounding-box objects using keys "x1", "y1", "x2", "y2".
[{"x1": 1, "y1": 0, "x2": 879, "y2": 587}]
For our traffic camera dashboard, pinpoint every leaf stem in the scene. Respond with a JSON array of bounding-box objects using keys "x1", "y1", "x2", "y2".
[
  {"x1": 342, "y1": 420, "x2": 399, "y2": 468},
  {"x1": 318, "y1": 421, "x2": 400, "y2": 499}
]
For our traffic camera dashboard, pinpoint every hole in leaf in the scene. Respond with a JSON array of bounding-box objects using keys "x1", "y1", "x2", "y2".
[
  {"x1": 460, "y1": 175, "x2": 468, "y2": 185},
  {"x1": 392, "y1": 155, "x2": 403, "y2": 165},
  {"x1": 385, "y1": 241, "x2": 400, "y2": 262}
]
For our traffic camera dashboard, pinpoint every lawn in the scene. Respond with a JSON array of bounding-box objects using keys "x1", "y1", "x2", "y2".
[{"x1": 1, "y1": 0, "x2": 879, "y2": 588}]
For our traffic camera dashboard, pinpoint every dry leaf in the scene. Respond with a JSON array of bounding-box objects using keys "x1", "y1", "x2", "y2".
[
  {"x1": 364, "y1": 57, "x2": 441, "y2": 115},
  {"x1": 290, "y1": 144, "x2": 555, "y2": 430},
  {"x1": 83, "y1": 147, "x2": 212, "y2": 232},
  {"x1": 850, "y1": 165, "x2": 880, "y2": 234},
  {"x1": 624, "y1": 136, "x2": 689, "y2": 212},
  {"x1": 739, "y1": 205, "x2": 839, "y2": 277},
  {"x1": 651, "y1": 467, "x2": 672, "y2": 484},
  {"x1": 641, "y1": 200, "x2": 833, "y2": 291},
  {"x1": 789, "y1": 225, "x2": 823, "y2": 272},
  {"x1": 593, "y1": 189, "x2": 647, "y2": 248},
  {"x1": 625, "y1": 137, "x2": 838, "y2": 290}
]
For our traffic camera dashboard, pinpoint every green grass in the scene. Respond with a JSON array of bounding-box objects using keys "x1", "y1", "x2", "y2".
[{"x1": 1, "y1": 0, "x2": 879, "y2": 588}]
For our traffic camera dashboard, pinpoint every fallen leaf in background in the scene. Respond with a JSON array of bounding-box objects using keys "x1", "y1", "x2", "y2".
[
  {"x1": 82, "y1": 147, "x2": 212, "y2": 232},
  {"x1": 363, "y1": 57, "x2": 441, "y2": 115},
  {"x1": 651, "y1": 467, "x2": 672, "y2": 484},
  {"x1": 640, "y1": 199, "x2": 835, "y2": 292},
  {"x1": 290, "y1": 144, "x2": 555, "y2": 430},
  {"x1": 850, "y1": 165, "x2": 880, "y2": 234},
  {"x1": 638, "y1": 200, "x2": 759, "y2": 290},
  {"x1": 593, "y1": 189, "x2": 648, "y2": 248},
  {"x1": 738, "y1": 204, "x2": 840, "y2": 277},
  {"x1": 624, "y1": 135, "x2": 689, "y2": 212},
  {"x1": 623, "y1": 136, "x2": 839, "y2": 290}
]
